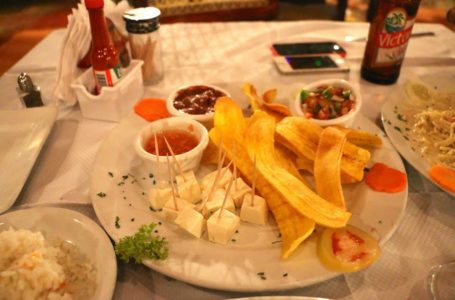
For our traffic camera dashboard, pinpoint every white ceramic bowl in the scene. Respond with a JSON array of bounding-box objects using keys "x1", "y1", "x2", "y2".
[
  {"x1": 291, "y1": 79, "x2": 362, "y2": 127},
  {"x1": 134, "y1": 117, "x2": 209, "y2": 179},
  {"x1": 166, "y1": 84, "x2": 231, "y2": 127}
]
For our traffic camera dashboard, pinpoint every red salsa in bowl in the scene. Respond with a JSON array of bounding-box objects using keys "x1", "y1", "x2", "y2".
[
  {"x1": 172, "y1": 85, "x2": 227, "y2": 115},
  {"x1": 300, "y1": 85, "x2": 355, "y2": 120},
  {"x1": 144, "y1": 129, "x2": 199, "y2": 156}
]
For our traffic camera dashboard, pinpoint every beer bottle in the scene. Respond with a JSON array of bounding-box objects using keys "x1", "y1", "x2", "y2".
[
  {"x1": 361, "y1": 0, "x2": 422, "y2": 85},
  {"x1": 85, "y1": 0, "x2": 122, "y2": 94}
]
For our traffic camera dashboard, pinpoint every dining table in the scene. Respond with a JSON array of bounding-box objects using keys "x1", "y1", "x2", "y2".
[{"x1": 0, "y1": 20, "x2": 454, "y2": 300}]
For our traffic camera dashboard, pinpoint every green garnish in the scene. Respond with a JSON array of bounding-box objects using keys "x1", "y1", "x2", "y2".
[
  {"x1": 300, "y1": 89, "x2": 310, "y2": 102},
  {"x1": 342, "y1": 90, "x2": 351, "y2": 99},
  {"x1": 321, "y1": 88, "x2": 333, "y2": 99},
  {"x1": 115, "y1": 216, "x2": 121, "y2": 228},
  {"x1": 115, "y1": 223, "x2": 168, "y2": 263}
]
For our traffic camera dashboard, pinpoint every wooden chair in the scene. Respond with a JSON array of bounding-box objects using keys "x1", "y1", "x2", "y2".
[{"x1": 132, "y1": 0, "x2": 278, "y2": 22}]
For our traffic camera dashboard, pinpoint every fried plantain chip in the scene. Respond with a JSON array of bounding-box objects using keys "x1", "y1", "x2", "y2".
[
  {"x1": 210, "y1": 98, "x2": 315, "y2": 258},
  {"x1": 334, "y1": 126, "x2": 383, "y2": 148},
  {"x1": 314, "y1": 127, "x2": 347, "y2": 209},
  {"x1": 262, "y1": 88, "x2": 277, "y2": 103},
  {"x1": 276, "y1": 117, "x2": 371, "y2": 183},
  {"x1": 245, "y1": 111, "x2": 351, "y2": 228},
  {"x1": 242, "y1": 83, "x2": 291, "y2": 121},
  {"x1": 201, "y1": 139, "x2": 219, "y2": 165}
]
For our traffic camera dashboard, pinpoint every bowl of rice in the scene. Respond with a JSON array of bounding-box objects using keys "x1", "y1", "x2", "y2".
[{"x1": 0, "y1": 207, "x2": 117, "y2": 300}]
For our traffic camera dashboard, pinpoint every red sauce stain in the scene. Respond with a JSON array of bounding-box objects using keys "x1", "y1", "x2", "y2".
[{"x1": 145, "y1": 129, "x2": 199, "y2": 155}]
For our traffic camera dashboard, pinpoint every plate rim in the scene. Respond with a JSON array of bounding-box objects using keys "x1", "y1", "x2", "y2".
[{"x1": 0, "y1": 106, "x2": 58, "y2": 213}]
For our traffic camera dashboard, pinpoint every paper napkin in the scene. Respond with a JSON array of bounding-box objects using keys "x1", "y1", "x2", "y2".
[{"x1": 53, "y1": 0, "x2": 131, "y2": 106}]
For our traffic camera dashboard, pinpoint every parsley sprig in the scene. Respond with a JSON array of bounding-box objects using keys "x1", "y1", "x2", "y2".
[{"x1": 115, "y1": 223, "x2": 168, "y2": 263}]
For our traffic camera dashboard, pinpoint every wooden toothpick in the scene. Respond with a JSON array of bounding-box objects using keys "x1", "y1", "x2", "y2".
[
  {"x1": 232, "y1": 142, "x2": 238, "y2": 191},
  {"x1": 163, "y1": 135, "x2": 186, "y2": 181},
  {"x1": 219, "y1": 168, "x2": 235, "y2": 219},
  {"x1": 165, "y1": 155, "x2": 178, "y2": 211},
  {"x1": 251, "y1": 155, "x2": 257, "y2": 207},
  {"x1": 154, "y1": 131, "x2": 161, "y2": 188},
  {"x1": 197, "y1": 150, "x2": 227, "y2": 212}
]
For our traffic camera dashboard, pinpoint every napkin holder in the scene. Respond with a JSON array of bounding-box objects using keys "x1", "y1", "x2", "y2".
[{"x1": 71, "y1": 60, "x2": 144, "y2": 122}]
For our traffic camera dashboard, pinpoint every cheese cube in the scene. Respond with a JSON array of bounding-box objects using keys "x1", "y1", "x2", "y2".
[
  {"x1": 229, "y1": 177, "x2": 252, "y2": 208},
  {"x1": 202, "y1": 189, "x2": 235, "y2": 217},
  {"x1": 174, "y1": 208, "x2": 206, "y2": 238},
  {"x1": 201, "y1": 167, "x2": 233, "y2": 192},
  {"x1": 202, "y1": 188, "x2": 225, "y2": 202},
  {"x1": 207, "y1": 208, "x2": 240, "y2": 245},
  {"x1": 162, "y1": 197, "x2": 195, "y2": 222},
  {"x1": 177, "y1": 175, "x2": 202, "y2": 204},
  {"x1": 148, "y1": 186, "x2": 173, "y2": 210},
  {"x1": 240, "y1": 195, "x2": 269, "y2": 226},
  {"x1": 175, "y1": 171, "x2": 198, "y2": 186}
]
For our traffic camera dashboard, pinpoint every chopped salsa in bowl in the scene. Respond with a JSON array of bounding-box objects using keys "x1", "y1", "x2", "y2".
[
  {"x1": 292, "y1": 79, "x2": 361, "y2": 128},
  {"x1": 300, "y1": 85, "x2": 355, "y2": 120}
]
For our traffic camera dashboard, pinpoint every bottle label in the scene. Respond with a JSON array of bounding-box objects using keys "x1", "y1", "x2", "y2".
[
  {"x1": 374, "y1": 8, "x2": 414, "y2": 66},
  {"x1": 94, "y1": 66, "x2": 122, "y2": 91}
]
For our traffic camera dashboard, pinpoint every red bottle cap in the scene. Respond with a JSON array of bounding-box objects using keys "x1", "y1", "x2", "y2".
[{"x1": 85, "y1": 0, "x2": 104, "y2": 9}]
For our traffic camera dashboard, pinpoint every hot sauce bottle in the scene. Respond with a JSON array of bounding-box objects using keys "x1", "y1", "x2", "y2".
[
  {"x1": 361, "y1": 0, "x2": 421, "y2": 85},
  {"x1": 85, "y1": 0, "x2": 122, "y2": 94}
]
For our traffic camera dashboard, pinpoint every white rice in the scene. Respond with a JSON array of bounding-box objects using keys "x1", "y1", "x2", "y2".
[{"x1": 0, "y1": 228, "x2": 97, "y2": 300}]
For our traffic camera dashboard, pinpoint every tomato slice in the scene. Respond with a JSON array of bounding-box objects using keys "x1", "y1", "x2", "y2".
[{"x1": 317, "y1": 225, "x2": 381, "y2": 272}]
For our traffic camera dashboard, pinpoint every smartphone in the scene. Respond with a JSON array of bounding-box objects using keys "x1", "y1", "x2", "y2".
[
  {"x1": 273, "y1": 55, "x2": 350, "y2": 74},
  {"x1": 271, "y1": 42, "x2": 347, "y2": 58}
]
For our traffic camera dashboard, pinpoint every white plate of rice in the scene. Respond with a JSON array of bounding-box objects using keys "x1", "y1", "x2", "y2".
[{"x1": 0, "y1": 207, "x2": 117, "y2": 300}]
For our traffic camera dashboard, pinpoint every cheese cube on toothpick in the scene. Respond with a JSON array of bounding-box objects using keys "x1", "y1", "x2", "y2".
[
  {"x1": 175, "y1": 171, "x2": 197, "y2": 186},
  {"x1": 239, "y1": 155, "x2": 268, "y2": 225},
  {"x1": 162, "y1": 154, "x2": 194, "y2": 222},
  {"x1": 207, "y1": 208, "x2": 240, "y2": 245},
  {"x1": 174, "y1": 208, "x2": 206, "y2": 238},
  {"x1": 230, "y1": 177, "x2": 252, "y2": 208},
  {"x1": 162, "y1": 197, "x2": 195, "y2": 222},
  {"x1": 201, "y1": 167, "x2": 233, "y2": 192},
  {"x1": 148, "y1": 186, "x2": 173, "y2": 210},
  {"x1": 202, "y1": 190, "x2": 235, "y2": 217},
  {"x1": 240, "y1": 194, "x2": 269, "y2": 226},
  {"x1": 177, "y1": 173, "x2": 202, "y2": 204}
]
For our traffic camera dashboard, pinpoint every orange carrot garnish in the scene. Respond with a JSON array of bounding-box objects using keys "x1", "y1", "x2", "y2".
[
  {"x1": 134, "y1": 98, "x2": 169, "y2": 122},
  {"x1": 365, "y1": 163, "x2": 406, "y2": 193},
  {"x1": 429, "y1": 165, "x2": 455, "y2": 193}
]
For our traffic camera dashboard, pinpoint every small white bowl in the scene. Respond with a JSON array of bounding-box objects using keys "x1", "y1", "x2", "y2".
[
  {"x1": 134, "y1": 117, "x2": 209, "y2": 179},
  {"x1": 291, "y1": 79, "x2": 362, "y2": 127},
  {"x1": 166, "y1": 84, "x2": 230, "y2": 127}
]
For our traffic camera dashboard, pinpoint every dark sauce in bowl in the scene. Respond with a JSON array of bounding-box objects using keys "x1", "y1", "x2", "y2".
[{"x1": 173, "y1": 85, "x2": 226, "y2": 115}]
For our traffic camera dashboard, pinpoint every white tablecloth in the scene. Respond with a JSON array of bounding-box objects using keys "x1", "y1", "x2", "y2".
[{"x1": 1, "y1": 21, "x2": 455, "y2": 300}]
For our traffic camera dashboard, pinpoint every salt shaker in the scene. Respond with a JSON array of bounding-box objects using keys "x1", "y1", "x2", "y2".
[{"x1": 123, "y1": 7, "x2": 164, "y2": 84}]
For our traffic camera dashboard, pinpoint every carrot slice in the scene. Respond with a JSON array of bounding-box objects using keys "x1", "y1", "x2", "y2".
[
  {"x1": 365, "y1": 163, "x2": 406, "y2": 193},
  {"x1": 429, "y1": 165, "x2": 455, "y2": 193},
  {"x1": 134, "y1": 98, "x2": 170, "y2": 122}
]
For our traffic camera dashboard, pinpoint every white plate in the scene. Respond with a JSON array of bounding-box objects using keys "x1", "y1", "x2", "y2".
[
  {"x1": 0, "y1": 107, "x2": 57, "y2": 213},
  {"x1": 381, "y1": 73, "x2": 455, "y2": 197},
  {"x1": 91, "y1": 102, "x2": 407, "y2": 291},
  {"x1": 0, "y1": 206, "x2": 117, "y2": 300}
]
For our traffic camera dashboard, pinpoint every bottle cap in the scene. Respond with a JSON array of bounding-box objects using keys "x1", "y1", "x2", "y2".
[
  {"x1": 123, "y1": 7, "x2": 161, "y2": 34},
  {"x1": 85, "y1": 0, "x2": 104, "y2": 9}
]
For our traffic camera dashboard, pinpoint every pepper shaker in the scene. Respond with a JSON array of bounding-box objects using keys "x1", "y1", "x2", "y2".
[
  {"x1": 17, "y1": 73, "x2": 44, "y2": 108},
  {"x1": 123, "y1": 7, "x2": 164, "y2": 84}
]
